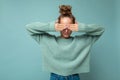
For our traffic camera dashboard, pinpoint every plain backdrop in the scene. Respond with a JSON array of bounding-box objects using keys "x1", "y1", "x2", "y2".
[{"x1": 0, "y1": 0, "x2": 119, "y2": 80}]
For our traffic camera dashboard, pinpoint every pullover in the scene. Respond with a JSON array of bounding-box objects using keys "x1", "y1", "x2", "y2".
[{"x1": 25, "y1": 21, "x2": 105, "y2": 76}]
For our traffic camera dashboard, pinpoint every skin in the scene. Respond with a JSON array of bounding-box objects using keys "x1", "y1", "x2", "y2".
[{"x1": 55, "y1": 17, "x2": 78, "y2": 39}]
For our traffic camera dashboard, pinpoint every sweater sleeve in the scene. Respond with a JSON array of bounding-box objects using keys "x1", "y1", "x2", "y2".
[
  {"x1": 25, "y1": 21, "x2": 56, "y2": 44},
  {"x1": 77, "y1": 22, "x2": 105, "y2": 43}
]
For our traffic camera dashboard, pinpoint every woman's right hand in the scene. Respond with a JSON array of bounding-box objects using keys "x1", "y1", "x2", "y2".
[
  {"x1": 55, "y1": 20, "x2": 79, "y2": 31},
  {"x1": 55, "y1": 22, "x2": 65, "y2": 31}
]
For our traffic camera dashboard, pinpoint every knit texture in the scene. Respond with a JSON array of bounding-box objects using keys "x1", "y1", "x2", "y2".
[{"x1": 25, "y1": 21, "x2": 105, "y2": 76}]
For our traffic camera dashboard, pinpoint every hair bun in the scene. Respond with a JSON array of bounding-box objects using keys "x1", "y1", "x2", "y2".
[{"x1": 59, "y1": 5, "x2": 72, "y2": 15}]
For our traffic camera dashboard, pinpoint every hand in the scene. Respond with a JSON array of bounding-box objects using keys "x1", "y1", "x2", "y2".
[
  {"x1": 69, "y1": 22, "x2": 78, "y2": 31},
  {"x1": 55, "y1": 21, "x2": 79, "y2": 31},
  {"x1": 55, "y1": 23, "x2": 65, "y2": 31}
]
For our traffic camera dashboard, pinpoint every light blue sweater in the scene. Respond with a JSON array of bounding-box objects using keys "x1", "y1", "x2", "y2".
[{"x1": 25, "y1": 21, "x2": 105, "y2": 76}]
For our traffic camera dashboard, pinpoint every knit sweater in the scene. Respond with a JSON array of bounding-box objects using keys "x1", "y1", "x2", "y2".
[{"x1": 25, "y1": 21, "x2": 105, "y2": 76}]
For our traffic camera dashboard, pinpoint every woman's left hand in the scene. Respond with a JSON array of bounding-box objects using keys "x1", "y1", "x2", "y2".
[{"x1": 68, "y1": 22, "x2": 78, "y2": 31}]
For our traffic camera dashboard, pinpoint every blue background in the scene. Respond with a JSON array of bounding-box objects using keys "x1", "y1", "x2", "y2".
[{"x1": 0, "y1": 0, "x2": 119, "y2": 80}]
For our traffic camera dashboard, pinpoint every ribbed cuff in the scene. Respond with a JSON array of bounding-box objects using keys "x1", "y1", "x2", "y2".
[{"x1": 49, "y1": 21, "x2": 56, "y2": 31}]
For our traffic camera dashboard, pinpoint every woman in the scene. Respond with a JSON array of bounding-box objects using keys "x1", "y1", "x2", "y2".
[{"x1": 26, "y1": 5, "x2": 105, "y2": 80}]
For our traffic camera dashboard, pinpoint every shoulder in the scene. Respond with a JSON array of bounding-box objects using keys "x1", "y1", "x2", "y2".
[
  {"x1": 74, "y1": 34, "x2": 93, "y2": 43},
  {"x1": 41, "y1": 33, "x2": 56, "y2": 40},
  {"x1": 75, "y1": 34, "x2": 91, "y2": 39}
]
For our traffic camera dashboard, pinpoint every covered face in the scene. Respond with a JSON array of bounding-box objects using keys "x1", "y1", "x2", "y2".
[{"x1": 60, "y1": 17, "x2": 72, "y2": 39}]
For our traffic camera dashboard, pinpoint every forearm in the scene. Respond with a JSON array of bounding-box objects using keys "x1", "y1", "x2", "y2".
[
  {"x1": 77, "y1": 22, "x2": 105, "y2": 36},
  {"x1": 25, "y1": 21, "x2": 56, "y2": 35}
]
